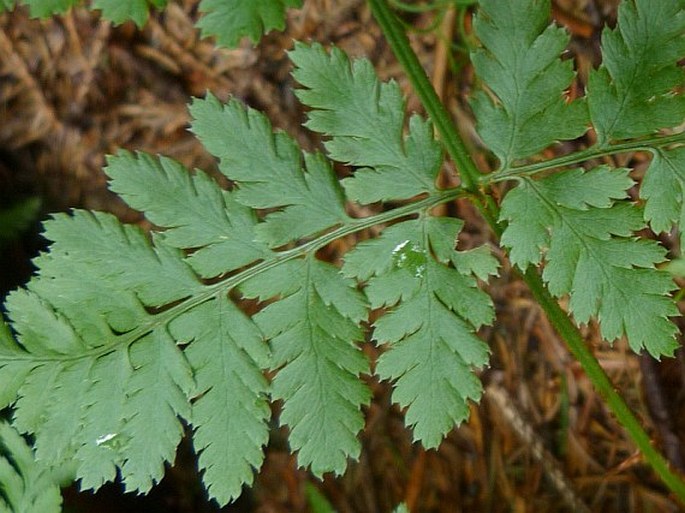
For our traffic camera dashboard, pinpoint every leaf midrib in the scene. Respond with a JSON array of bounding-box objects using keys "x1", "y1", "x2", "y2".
[{"x1": 1, "y1": 190, "x2": 464, "y2": 364}]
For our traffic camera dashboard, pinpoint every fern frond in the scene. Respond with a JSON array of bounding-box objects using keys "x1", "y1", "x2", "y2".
[
  {"x1": 470, "y1": 0, "x2": 588, "y2": 168},
  {"x1": 0, "y1": 421, "x2": 62, "y2": 513},
  {"x1": 190, "y1": 94, "x2": 350, "y2": 248},
  {"x1": 343, "y1": 218, "x2": 496, "y2": 447},
  {"x1": 290, "y1": 42, "x2": 443, "y2": 204},
  {"x1": 500, "y1": 167, "x2": 679, "y2": 357},
  {"x1": 588, "y1": 0, "x2": 685, "y2": 144},
  {"x1": 643, "y1": 147, "x2": 685, "y2": 253},
  {"x1": 14, "y1": 0, "x2": 76, "y2": 17},
  {"x1": 106, "y1": 151, "x2": 271, "y2": 278},
  {"x1": 1, "y1": 206, "x2": 270, "y2": 504},
  {"x1": 91, "y1": 0, "x2": 166, "y2": 27},
  {"x1": 170, "y1": 297, "x2": 270, "y2": 504},
  {"x1": 197, "y1": 0, "x2": 303, "y2": 48},
  {"x1": 2, "y1": 211, "x2": 198, "y2": 489},
  {"x1": 291, "y1": 42, "x2": 497, "y2": 447},
  {"x1": 0, "y1": 42, "x2": 499, "y2": 504},
  {"x1": 241, "y1": 257, "x2": 371, "y2": 476},
  {"x1": 3, "y1": 0, "x2": 300, "y2": 44}
]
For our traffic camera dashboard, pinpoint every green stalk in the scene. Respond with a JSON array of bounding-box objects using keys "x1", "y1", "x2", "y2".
[
  {"x1": 368, "y1": 0, "x2": 685, "y2": 503},
  {"x1": 523, "y1": 269, "x2": 685, "y2": 500},
  {"x1": 492, "y1": 132, "x2": 685, "y2": 182},
  {"x1": 367, "y1": 0, "x2": 479, "y2": 192}
]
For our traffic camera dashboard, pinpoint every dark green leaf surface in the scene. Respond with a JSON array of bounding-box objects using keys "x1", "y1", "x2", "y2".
[
  {"x1": 19, "y1": 0, "x2": 77, "y2": 16},
  {"x1": 91, "y1": 0, "x2": 167, "y2": 27},
  {"x1": 3, "y1": 0, "x2": 298, "y2": 44}
]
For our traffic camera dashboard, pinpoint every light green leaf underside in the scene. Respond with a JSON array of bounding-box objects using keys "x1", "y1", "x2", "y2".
[
  {"x1": 0, "y1": 200, "x2": 272, "y2": 505},
  {"x1": 241, "y1": 257, "x2": 371, "y2": 476},
  {"x1": 1, "y1": 211, "x2": 199, "y2": 493},
  {"x1": 190, "y1": 93, "x2": 349, "y2": 248},
  {"x1": 105, "y1": 150, "x2": 271, "y2": 278},
  {"x1": 588, "y1": 0, "x2": 685, "y2": 144},
  {"x1": 343, "y1": 218, "x2": 495, "y2": 448},
  {"x1": 471, "y1": 0, "x2": 588, "y2": 168},
  {"x1": 0, "y1": 42, "x2": 499, "y2": 505},
  {"x1": 500, "y1": 166, "x2": 678, "y2": 357},
  {"x1": 182, "y1": 79, "x2": 376, "y2": 476},
  {"x1": 290, "y1": 42, "x2": 442, "y2": 204},
  {"x1": 170, "y1": 296, "x2": 270, "y2": 505},
  {"x1": 0, "y1": 421, "x2": 62, "y2": 513},
  {"x1": 119, "y1": 331, "x2": 194, "y2": 493},
  {"x1": 642, "y1": 147, "x2": 685, "y2": 253},
  {"x1": 197, "y1": 0, "x2": 302, "y2": 47}
]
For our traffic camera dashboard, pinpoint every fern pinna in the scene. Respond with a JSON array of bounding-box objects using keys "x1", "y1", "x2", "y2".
[
  {"x1": 1, "y1": 0, "x2": 684, "y2": 508},
  {"x1": 0, "y1": 0, "x2": 301, "y2": 47}
]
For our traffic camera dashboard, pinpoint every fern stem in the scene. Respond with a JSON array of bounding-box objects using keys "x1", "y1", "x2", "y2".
[
  {"x1": 369, "y1": 0, "x2": 685, "y2": 504},
  {"x1": 490, "y1": 132, "x2": 685, "y2": 182},
  {"x1": 523, "y1": 268, "x2": 685, "y2": 501}
]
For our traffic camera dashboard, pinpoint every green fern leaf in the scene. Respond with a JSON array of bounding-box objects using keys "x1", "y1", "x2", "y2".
[
  {"x1": 91, "y1": 0, "x2": 167, "y2": 27},
  {"x1": 642, "y1": 147, "x2": 685, "y2": 252},
  {"x1": 105, "y1": 151, "x2": 271, "y2": 278},
  {"x1": 343, "y1": 218, "x2": 495, "y2": 447},
  {"x1": 0, "y1": 71, "x2": 374, "y2": 500},
  {"x1": 33, "y1": 160, "x2": 271, "y2": 503},
  {"x1": 290, "y1": 42, "x2": 442, "y2": 204},
  {"x1": 588, "y1": 0, "x2": 685, "y2": 144},
  {"x1": 2, "y1": 212, "x2": 200, "y2": 491},
  {"x1": 169, "y1": 297, "x2": 270, "y2": 504},
  {"x1": 470, "y1": 0, "x2": 588, "y2": 168},
  {"x1": 290, "y1": 42, "x2": 497, "y2": 446},
  {"x1": 1, "y1": 208, "x2": 270, "y2": 503},
  {"x1": 4, "y1": 0, "x2": 298, "y2": 44},
  {"x1": 0, "y1": 421, "x2": 62, "y2": 513},
  {"x1": 73, "y1": 351, "x2": 130, "y2": 490},
  {"x1": 17, "y1": 0, "x2": 76, "y2": 17},
  {"x1": 241, "y1": 256, "x2": 371, "y2": 476},
  {"x1": 0, "y1": 42, "x2": 499, "y2": 504},
  {"x1": 120, "y1": 331, "x2": 194, "y2": 492},
  {"x1": 500, "y1": 166, "x2": 679, "y2": 357},
  {"x1": 196, "y1": 0, "x2": 303, "y2": 48},
  {"x1": 190, "y1": 93, "x2": 350, "y2": 247}
]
